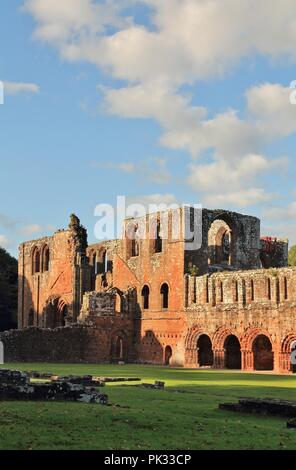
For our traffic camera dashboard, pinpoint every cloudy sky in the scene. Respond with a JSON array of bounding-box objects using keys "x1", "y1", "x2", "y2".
[{"x1": 1, "y1": 0, "x2": 296, "y2": 256}]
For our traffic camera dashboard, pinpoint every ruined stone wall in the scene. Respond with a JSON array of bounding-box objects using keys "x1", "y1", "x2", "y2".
[
  {"x1": 183, "y1": 267, "x2": 296, "y2": 372},
  {"x1": 260, "y1": 237, "x2": 289, "y2": 268},
  {"x1": 18, "y1": 216, "x2": 93, "y2": 330},
  {"x1": 185, "y1": 209, "x2": 261, "y2": 275},
  {"x1": 0, "y1": 315, "x2": 135, "y2": 364},
  {"x1": 18, "y1": 230, "x2": 74, "y2": 329}
]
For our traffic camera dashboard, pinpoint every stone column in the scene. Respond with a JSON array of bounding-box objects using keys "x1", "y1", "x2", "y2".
[
  {"x1": 278, "y1": 352, "x2": 290, "y2": 373},
  {"x1": 242, "y1": 350, "x2": 254, "y2": 371},
  {"x1": 213, "y1": 349, "x2": 225, "y2": 369},
  {"x1": 185, "y1": 348, "x2": 197, "y2": 367}
]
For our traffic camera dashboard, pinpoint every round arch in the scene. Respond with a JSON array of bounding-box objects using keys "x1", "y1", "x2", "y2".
[
  {"x1": 252, "y1": 335, "x2": 274, "y2": 371},
  {"x1": 197, "y1": 335, "x2": 214, "y2": 367},
  {"x1": 224, "y1": 335, "x2": 242, "y2": 369},
  {"x1": 185, "y1": 326, "x2": 213, "y2": 367},
  {"x1": 212, "y1": 326, "x2": 238, "y2": 350},
  {"x1": 208, "y1": 214, "x2": 238, "y2": 266},
  {"x1": 241, "y1": 327, "x2": 273, "y2": 351},
  {"x1": 111, "y1": 330, "x2": 128, "y2": 362},
  {"x1": 164, "y1": 345, "x2": 172, "y2": 366}
]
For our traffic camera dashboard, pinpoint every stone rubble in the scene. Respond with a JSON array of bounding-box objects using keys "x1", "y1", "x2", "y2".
[
  {"x1": 0, "y1": 370, "x2": 108, "y2": 405},
  {"x1": 219, "y1": 397, "x2": 296, "y2": 424},
  {"x1": 140, "y1": 381, "x2": 165, "y2": 390}
]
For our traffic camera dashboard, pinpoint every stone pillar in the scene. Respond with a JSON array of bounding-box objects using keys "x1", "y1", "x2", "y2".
[
  {"x1": 213, "y1": 349, "x2": 225, "y2": 369},
  {"x1": 273, "y1": 349, "x2": 281, "y2": 373},
  {"x1": 242, "y1": 349, "x2": 254, "y2": 371},
  {"x1": 278, "y1": 352, "x2": 290, "y2": 373},
  {"x1": 185, "y1": 348, "x2": 197, "y2": 367}
]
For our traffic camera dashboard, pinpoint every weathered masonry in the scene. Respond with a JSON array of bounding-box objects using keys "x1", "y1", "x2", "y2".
[{"x1": 4, "y1": 207, "x2": 294, "y2": 373}]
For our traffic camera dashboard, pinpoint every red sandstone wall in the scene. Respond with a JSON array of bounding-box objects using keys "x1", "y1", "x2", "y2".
[{"x1": 18, "y1": 230, "x2": 75, "y2": 328}]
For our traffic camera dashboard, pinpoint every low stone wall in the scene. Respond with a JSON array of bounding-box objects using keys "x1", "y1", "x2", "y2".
[{"x1": 0, "y1": 326, "x2": 110, "y2": 363}]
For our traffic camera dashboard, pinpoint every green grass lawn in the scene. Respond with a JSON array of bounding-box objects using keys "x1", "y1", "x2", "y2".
[{"x1": 1, "y1": 363, "x2": 296, "y2": 450}]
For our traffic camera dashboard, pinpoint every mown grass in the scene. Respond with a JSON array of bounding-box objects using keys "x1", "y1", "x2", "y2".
[{"x1": 0, "y1": 363, "x2": 296, "y2": 450}]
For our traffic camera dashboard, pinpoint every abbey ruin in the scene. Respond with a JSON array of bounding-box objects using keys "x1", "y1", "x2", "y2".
[{"x1": 1, "y1": 207, "x2": 294, "y2": 373}]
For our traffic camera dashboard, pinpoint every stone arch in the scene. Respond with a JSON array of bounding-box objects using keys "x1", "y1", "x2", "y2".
[
  {"x1": 280, "y1": 333, "x2": 296, "y2": 372},
  {"x1": 41, "y1": 244, "x2": 50, "y2": 272},
  {"x1": 164, "y1": 345, "x2": 172, "y2": 366},
  {"x1": 97, "y1": 248, "x2": 107, "y2": 274},
  {"x1": 31, "y1": 246, "x2": 40, "y2": 274},
  {"x1": 241, "y1": 327, "x2": 273, "y2": 351},
  {"x1": 141, "y1": 285, "x2": 150, "y2": 310},
  {"x1": 185, "y1": 326, "x2": 212, "y2": 366},
  {"x1": 212, "y1": 326, "x2": 236, "y2": 350},
  {"x1": 281, "y1": 333, "x2": 296, "y2": 354},
  {"x1": 197, "y1": 334, "x2": 214, "y2": 367},
  {"x1": 224, "y1": 335, "x2": 242, "y2": 369},
  {"x1": 160, "y1": 283, "x2": 169, "y2": 309},
  {"x1": 44, "y1": 296, "x2": 69, "y2": 329},
  {"x1": 149, "y1": 216, "x2": 163, "y2": 254},
  {"x1": 252, "y1": 335, "x2": 274, "y2": 371},
  {"x1": 111, "y1": 330, "x2": 128, "y2": 362},
  {"x1": 208, "y1": 214, "x2": 237, "y2": 266}
]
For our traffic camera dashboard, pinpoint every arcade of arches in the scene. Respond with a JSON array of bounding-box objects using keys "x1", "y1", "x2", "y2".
[{"x1": 185, "y1": 329, "x2": 278, "y2": 371}]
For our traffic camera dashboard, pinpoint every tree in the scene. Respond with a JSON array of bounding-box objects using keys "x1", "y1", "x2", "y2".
[
  {"x1": 0, "y1": 247, "x2": 17, "y2": 331},
  {"x1": 288, "y1": 245, "x2": 296, "y2": 267}
]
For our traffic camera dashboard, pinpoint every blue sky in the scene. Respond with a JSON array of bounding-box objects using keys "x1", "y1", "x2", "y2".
[{"x1": 1, "y1": 0, "x2": 296, "y2": 256}]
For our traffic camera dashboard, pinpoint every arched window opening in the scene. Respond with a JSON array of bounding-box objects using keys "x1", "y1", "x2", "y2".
[
  {"x1": 164, "y1": 346, "x2": 172, "y2": 366},
  {"x1": 43, "y1": 246, "x2": 50, "y2": 272},
  {"x1": 250, "y1": 279, "x2": 255, "y2": 301},
  {"x1": 97, "y1": 250, "x2": 107, "y2": 274},
  {"x1": 208, "y1": 218, "x2": 235, "y2": 267},
  {"x1": 131, "y1": 225, "x2": 139, "y2": 257},
  {"x1": 142, "y1": 285, "x2": 150, "y2": 310},
  {"x1": 32, "y1": 247, "x2": 40, "y2": 274},
  {"x1": 242, "y1": 279, "x2": 246, "y2": 305},
  {"x1": 115, "y1": 336, "x2": 124, "y2": 360},
  {"x1": 284, "y1": 277, "x2": 288, "y2": 300},
  {"x1": 252, "y1": 335, "x2": 274, "y2": 371},
  {"x1": 267, "y1": 278, "x2": 271, "y2": 300},
  {"x1": 92, "y1": 253, "x2": 97, "y2": 275},
  {"x1": 234, "y1": 281, "x2": 239, "y2": 302},
  {"x1": 154, "y1": 220, "x2": 163, "y2": 254},
  {"x1": 224, "y1": 335, "x2": 241, "y2": 369},
  {"x1": 161, "y1": 283, "x2": 169, "y2": 309},
  {"x1": 197, "y1": 335, "x2": 213, "y2": 367},
  {"x1": 220, "y1": 282, "x2": 224, "y2": 303}
]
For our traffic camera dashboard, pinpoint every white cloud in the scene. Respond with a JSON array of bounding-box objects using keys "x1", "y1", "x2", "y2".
[
  {"x1": 3, "y1": 81, "x2": 40, "y2": 96},
  {"x1": 24, "y1": 0, "x2": 296, "y2": 84},
  {"x1": 23, "y1": 1, "x2": 296, "y2": 208},
  {"x1": 264, "y1": 202, "x2": 296, "y2": 221}
]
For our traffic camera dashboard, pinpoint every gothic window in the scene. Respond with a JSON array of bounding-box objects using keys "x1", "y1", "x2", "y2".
[
  {"x1": 131, "y1": 225, "x2": 139, "y2": 257},
  {"x1": 250, "y1": 279, "x2": 255, "y2": 301},
  {"x1": 142, "y1": 285, "x2": 150, "y2": 310},
  {"x1": 267, "y1": 278, "x2": 271, "y2": 300},
  {"x1": 32, "y1": 247, "x2": 40, "y2": 274},
  {"x1": 161, "y1": 283, "x2": 169, "y2": 309},
  {"x1": 43, "y1": 246, "x2": 50, "y2": 272},
  {"x1": 154, "y1": 220, "x2": 163, "y2": 254}
]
